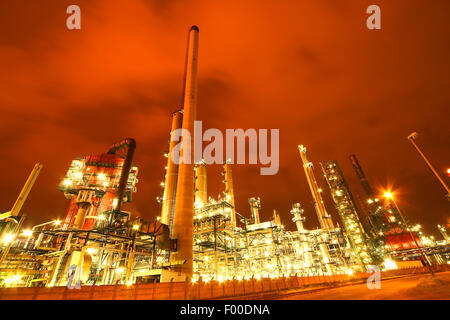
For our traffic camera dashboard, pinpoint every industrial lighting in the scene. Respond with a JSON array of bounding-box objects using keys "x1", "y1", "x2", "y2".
[
  {"x1": 116, "y1": 268, "x2": 124, "y2": 274},
  {"x1": 54, "y1": 220, "x2": 61, "y2": 226},
  {"x1": 3, "y1": 233, "x2": 14, "y2": 244},
  {"x1": 63, "y1": 179, "x2": 72, "y2": 187},
  {"x1": 86, "y1": 248, "x2": 97, "y2": 255},
  {"x1": 383, "y1": 259, "x2": 397, "y2": 270},
  {"x1": 132, "y1": 224, "x2": 139, "y2": 230},
  {"x1": 346, "y1": 269, "x2": 354, "y2": 276},
  {"x1": 22, "y1": 230, "x2": 33, "y2": 237},
  {"x1": 384, "y1": 192, "x2": 393, "y2": 199}
]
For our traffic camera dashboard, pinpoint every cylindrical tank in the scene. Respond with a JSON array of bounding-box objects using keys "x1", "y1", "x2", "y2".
[{"x1": 161, "y1": 110, "x2": 183, "y2": 227}]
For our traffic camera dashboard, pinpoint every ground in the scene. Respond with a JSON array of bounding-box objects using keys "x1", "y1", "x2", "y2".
[{"x1": 277, "y1": 272, "x2": 450, "y2": 300}]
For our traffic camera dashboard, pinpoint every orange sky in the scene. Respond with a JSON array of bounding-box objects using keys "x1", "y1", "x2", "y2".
[{"x1": 0, "y1": 0, "x2": 449, "y2": 236}]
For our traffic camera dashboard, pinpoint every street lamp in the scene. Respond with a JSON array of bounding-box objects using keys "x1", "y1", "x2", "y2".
[
  {"x1": 407, "y1": 132, "x2": 450, "y2": 202},
  {"x1": 384, "y1": 191, "x2": 434, "y2": 276}
]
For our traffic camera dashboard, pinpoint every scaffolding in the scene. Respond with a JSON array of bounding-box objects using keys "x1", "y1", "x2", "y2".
[{"x1": 321, "y1": 160, "x2": 373, "y2": 270}]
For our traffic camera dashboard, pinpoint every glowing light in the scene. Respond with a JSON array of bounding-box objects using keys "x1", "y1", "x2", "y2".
[
  {"x1": 346, "y1": 269, "x2": 354, "y2": 276},
  {"x1": 22, "y1": 230, "x2": 33, "y2": 237},
  {"x1": 132, "y1": 224, "x2": 139, "y2": 230},
  {"x1": 63, "y1": 179, "x2": 72, "y2": 187},
  {"x1": 54, "y1": 220, "x2": 61, "y2": 226},
  {"x1": 384, "y1": 192, "x2": 393, "y2": 199},
  {"x1": 86, "y1": 248, "x2": 97, "y2": 255},
  {"x1": 383, "y1": 259, "x2": 397, "y2": 270},
  {"x1": 3, "y1": 233, "x2": 14, "y2": 244},
  {"x1": 116, "y1": 268, "x2": 124, "y2": 274}
]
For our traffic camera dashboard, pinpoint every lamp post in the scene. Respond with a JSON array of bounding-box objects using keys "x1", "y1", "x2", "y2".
[
  {"x1": 407, "y1": 132, "x2": 450, "y2": 202},
  {"x1": 384, "y1": 192, "x2": 434, "y2": 276}
]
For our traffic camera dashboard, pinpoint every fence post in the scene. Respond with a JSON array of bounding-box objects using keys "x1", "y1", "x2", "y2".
[
  {"x1": 169, "y1": 278, "x2": 174, "y2": 300},
  {"x1": 112, "y1": 284, "x2": 118, "y2": 300},
  {"x1": 90, "y1": 283, "x2": 96, "y2": 299},
  {"x1": 222, "y1": 281, "x2": 225, "y2": 297},
  {"x1": 184, "y1": 280, "x2": 188, "y2": 300},
  {"x1": 152, "y1": 278, "x2": 157, "y2": 300},
  {"x1": 134, "y1": 282, "x2": 139, "y2": 300},
  {"x1": 33, "y1": 286, "x2": 41, "y2": 300}
]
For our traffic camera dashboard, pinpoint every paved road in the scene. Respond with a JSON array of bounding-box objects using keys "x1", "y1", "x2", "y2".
[{"x1": 278, "y1": 271, "x2": 450, "y2": 300}]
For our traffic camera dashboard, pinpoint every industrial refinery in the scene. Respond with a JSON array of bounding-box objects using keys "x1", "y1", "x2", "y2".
[{"x1": 0, "y1": 25, "x2": 449, "y2": 299}]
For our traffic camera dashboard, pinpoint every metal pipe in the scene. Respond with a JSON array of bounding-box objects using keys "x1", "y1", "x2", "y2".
[
  {"x1": 297, "y1": 145, "x2": 334, "y2": 230},
  {"x1": 171, "y1": 26, "x2": 200, "y2": 280},
  {"x1": 108, "y1": 138, "x2": 136, "y2": 213},
  {"x1": 223, "y1": 161, "x2": 236, "y2": 226},
  {"x1": 248, "y1": 197, "x2": 261, "y2": 224},
  {"x1": 10, "y1": 163, "x2": 43, "y2": 217}
]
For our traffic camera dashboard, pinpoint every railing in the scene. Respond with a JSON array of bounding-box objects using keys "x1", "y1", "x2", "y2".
[{"x1": 0, "y1": 264, "x2": 448, "y2": 300}]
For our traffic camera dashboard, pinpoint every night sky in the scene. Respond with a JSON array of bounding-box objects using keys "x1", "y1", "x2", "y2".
[{"x1": 0, "y1": 1, "x2": 449, "y2": 237}]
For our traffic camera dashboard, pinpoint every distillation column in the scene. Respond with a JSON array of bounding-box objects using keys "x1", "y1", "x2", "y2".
[
  {"x1": 321, "y1": 160, "x2": 373, "y2": 269},
  {"x1": 161, "y1": 110, "x2": 183, "y2": 229},
  {"x1": 297, "y1": 145, "x2": 334, "y2": 275},
  {"x1": 194, "y1": 160, "x2": 207, "y2": 207},
  {"x1": 290, "y1": 203, "x2": 313, "y2": 269},
  {"x1": 248, "y1": 197, "x2": 261, "y2": 224},
  {"x1": 297, "y1": 145, "x2": 334, "y2": 230},
  {"x1": 223, "y1": 161, "x2": 236, "y2": 226},
  {"x1": 171, "y1": 26, "x2": 200, "y2": 279}
]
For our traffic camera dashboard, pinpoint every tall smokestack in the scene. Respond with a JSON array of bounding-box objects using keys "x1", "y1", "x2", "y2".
[
  {"x1": 249, "y1": 197, "x2": 261, "y2": 224},
  {"x1": 223, "y1": 161, "x2": 236, "y2": 226},
  {"x1": 161, "y1": 110, "x2": 183, "y2": 229},
  {"x1": 298, "y1": 145, "x2": 334, "y2": 230},
  {"x1": 194, "y1": 160, "x2": 207, "y2": 207},
  {"x1": 171, "y1": 26, "x2": 199, "y2": 279},
  {"x1": 349, "y1": 155, "x2": 374, "y2": 198}
]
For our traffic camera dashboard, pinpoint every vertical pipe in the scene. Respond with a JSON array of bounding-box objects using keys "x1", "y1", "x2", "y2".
[
  {"x1": 248, "y1": 197, "x2": 261, "y2": 224},
  {"x1": 194, "y1": 160, "x2": 208, "y2": 206},
  {"x1": 223, "y1": 162, "x2": 236, "y2": 226},
  {"x1": 349, "y1": 155, "x2": 374, "y2": 198},
  {"x1": 171, "y1": 26, "x2": 200, "y2": 280},
  {"x1": 297, "y1": 145, "x2": 334, "y2": 230},
  {"x1": 10, "y1": 163, "x2": 43, "y2": 216},
  {"x1": 161, "y1": 110, "x2": 183, "y2": 227},
  {"x1": 109, "y1": 138, "x2": 136, "y2": 214}
]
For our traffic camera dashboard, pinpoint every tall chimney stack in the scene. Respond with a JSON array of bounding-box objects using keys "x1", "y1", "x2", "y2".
[
  {"x1": 161, "y1": 110, "x2": 183, "y2": 230},
  {"x1": 349, "y1": 154, "x2": 375, "y2": 198},
  {"x1": 171, "y1": 26, "x2": 199, "y2": 279},
  {"x1": 223, "y1": 161, "x2": 236, "y2": 226}
]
